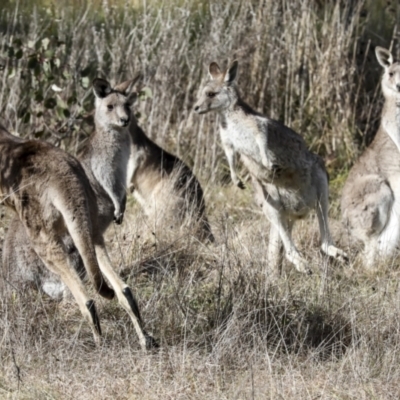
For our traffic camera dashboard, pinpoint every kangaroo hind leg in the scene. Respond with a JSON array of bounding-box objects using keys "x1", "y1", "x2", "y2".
[
  {"x1": 316, "y1": 176, "x2": 348, "y2": 262},
  {"x1": 343, "y1": 175, "x2": 393, "y2": 266},
  {"x1": 51, "y1": 188, "x2": 115, "y2": 300},
  {"x1": 26, "y1": 230, "x2": 103, "y2": 344},
  {"x1": 93, "y1": 238, "x2": 158, "y2": 350}
]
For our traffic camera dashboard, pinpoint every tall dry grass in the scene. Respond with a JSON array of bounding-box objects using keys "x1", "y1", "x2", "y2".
[
  {"x1": 0, "y1": 0, "x2": 398, "y2": 180},
  {"x1": 1, "y1": 0, "x2": 400, "y2": 399}
]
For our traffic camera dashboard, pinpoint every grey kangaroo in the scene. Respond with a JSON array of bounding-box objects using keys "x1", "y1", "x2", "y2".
[
  {"x1": 3, "y1": 77, "x2": 138, "y2": 299},
  {"x1": 127, "y1": 110, "x2": 214, "y2": 243},
  {"x1": 0, "y1": 124, "x2": 154, "y2": 349},
  {"x1": 341, "y1": 46, "x2": 400, "y2": 267},
  {"x1": 3, "y1": 75, "x2": 213, "y2": 302},
  {"x1": 194, "y1": 60, "x2": 347, "y2": 274}
]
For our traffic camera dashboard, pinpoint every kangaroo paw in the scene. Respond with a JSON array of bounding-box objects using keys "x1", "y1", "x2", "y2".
[
  {"x1": 236, "y1": 180, "x2": 246, "y2": 190},
  {"x1": 286, "y1": 252, "x2": 312, "y2": 275},
  {"x1": 122, "y1": 287, "x2": 142, "y2": 323},
  {"x1": 144, "y1": 332, "x2": 159, "y2": 350},
  {"x1": 322, "y1": 245, "x2": 349, "y2": 263},
  {"x1": 114, "y1": 211, "x2": 124, "y2": 225},
  {"x1": 86, "y1": 299, "x2": 102, "y2": 336}
]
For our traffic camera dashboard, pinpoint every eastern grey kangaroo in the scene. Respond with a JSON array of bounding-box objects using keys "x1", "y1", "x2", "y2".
[
  {"x1": 127, "y1": 112, "x2": 214, "y2": 243},
  {"x1": 0, "y1": 124, "x2": 154, "y2": 349},
  {"x1": 341, "y1": 46, "x2": 400, "y2": 267},
  {"x1": 194, "y1": 60, "x2": 347, "y2": 274},
  {"x1": 3, "y1": 75, "x2": 213, "y2": 302},
  {"x1": 3, "y1": 77, "x2": 138, "y2": 299}
]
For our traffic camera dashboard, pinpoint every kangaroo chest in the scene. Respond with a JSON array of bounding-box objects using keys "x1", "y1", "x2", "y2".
[{"x1": 220, "y1": 117, "x2": 263, "y2": 162}]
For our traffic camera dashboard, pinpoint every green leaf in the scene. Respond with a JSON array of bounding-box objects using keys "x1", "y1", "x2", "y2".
[
  {"x1": 15, "y1": 49, "x2": 23, "y2": 59},
  {"x1": 139, "y1": 87, "x2": 152, "y2": 99},
  {"x1": 43, "y1": 61, "x2": 50, "y2": 73},
  {"x1": 45, "y1": 50, "x2": 54, "y2": 59},
  {"x1": 63, "y1": 108, "x2": 70, "y2": 118},
  {"x1": 44, "y1": 98, "x2": 57, "y2": 109},
  {"x1": 57, "y1": 96, "x2": 67, "y2": 109},
  {"x1": 41, "y1": 37, "x2": 50, "y2": 50},
  {"x1": 81, "y1": 76, "x2": 90, "y2": 88}
]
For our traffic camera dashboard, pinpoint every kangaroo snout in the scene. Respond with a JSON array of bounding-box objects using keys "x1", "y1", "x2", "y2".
[
  {"x1": 396, "y1": 83, "x2": 400, "y2": 93},
  {"x1": 194, "y1": 104, "x2": 206, "y2": 114},
  {"x1": 120, "y1": 117, "x2": 129, "y2": 127}
]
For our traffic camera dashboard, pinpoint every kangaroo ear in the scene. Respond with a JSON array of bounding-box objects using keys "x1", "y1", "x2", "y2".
[
  {"x1": 115, "y1": 73, "x2": 142, "y2": 95},
  {"x1": 208, "y1": 62, "x2": 222, "y2": 80},
  {"x1": 224, "y1": 60, "x2": 238, "y2": 85},
  {"x1": 375, "y1": 47, "x2": 393, "y2": 68},
  {"x1": 93, "y1": 78, "x2": 112, "y2": 98}
]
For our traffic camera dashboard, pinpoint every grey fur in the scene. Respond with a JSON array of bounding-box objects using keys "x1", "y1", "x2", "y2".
[
  {"x1": 341, "y1": 47, "x2": 400, "y2": 267},
  {"x1": 194, "y1": 60, "x2": 347, "y2": 274},
  {"x1": 2, "y1": 77, "x2": 138, "y2": 298}
]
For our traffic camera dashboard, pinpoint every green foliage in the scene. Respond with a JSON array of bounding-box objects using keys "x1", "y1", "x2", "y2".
[{"x1": 1, "y1": 32, "x2": 98, "y2": 143}]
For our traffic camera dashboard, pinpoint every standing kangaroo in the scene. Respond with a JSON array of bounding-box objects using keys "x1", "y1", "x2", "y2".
[
  {"x1": 0, "y1": 124, "x2": 154, "y2": 349},
  {"x1": 3, "y1": 75, "x2": 213, "y2": 301},
  {"x1": 194, "y1": 61, "x2": 347, "y2": 274},
  {"x1": 127, "y1": 111, "x2": 214, "y2": 243},
  {"x1": 341, "y1": 46, "x2": 400, "y2": 267},
  {"x1": 3, "y1": 78, "x2": 138, "y2": 299}
]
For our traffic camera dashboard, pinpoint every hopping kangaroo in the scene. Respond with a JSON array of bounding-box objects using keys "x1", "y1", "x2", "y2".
[
  {"x1": 127, "y1": 109, "x2": 214, "y2": 243},
  {"x1": 341, "y1": 46, "x2": 400, "y2": 267},
  {"x1": 0, "y1": 124, "x2": 154, "y2": 349},
  {"x1": 3, "y1": 77, "x2": 138, "y2": 300},
  {"x1": 194, "y1": 61, "x2": 346, "y2": 274}
]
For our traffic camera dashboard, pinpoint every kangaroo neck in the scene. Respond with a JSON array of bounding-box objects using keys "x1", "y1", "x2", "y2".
[
  {"x1": 381, "y1": 96, "x2": 400, "y2": 153},
  {"x1": 129, "y1": 118, "x2": 152, "y2": 148},
  {"x1": 220, "y1": 98, "x2": 259, "y2": 126},
  {"x1": 93, "y1": 122, "x2": 127, "y2": 146}
]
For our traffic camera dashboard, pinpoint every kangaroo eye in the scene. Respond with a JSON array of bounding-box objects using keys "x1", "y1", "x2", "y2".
[
  {"x1": 389, "y1": 72, "x2": 394, "y2": 77},
  {"x1": 107, "y1": 104, "x2": 114, "y2": 111},
  {"x1": 207, "y1": 92, "x2": 216, "y2": 98}
]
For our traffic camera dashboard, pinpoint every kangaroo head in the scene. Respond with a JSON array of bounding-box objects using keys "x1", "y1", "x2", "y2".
[
  {"x1": 376, "y1": 47, "x2": 400, "y2": 97},
  {"x1": 194, "y1": 60, "x2": 239, "y2": 114},
  {"x1": 93, "y1": 75, "x2": 140, "y2": 130}
]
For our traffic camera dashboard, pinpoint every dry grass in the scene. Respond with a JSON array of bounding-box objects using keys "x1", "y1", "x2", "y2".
[
  {"x1": 2, "y1": 186, "x2": 400, "y2": 399},
  {"x1": 1, "y1": 0, "x2": 400, "y2": 399}
]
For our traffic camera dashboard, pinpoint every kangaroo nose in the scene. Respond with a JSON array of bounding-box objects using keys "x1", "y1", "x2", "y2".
[
  {"x1": 396, "y1": 83, "x2": 400, "y2": 92},
  {"x1": 120, "y1": 118, "x2": 129, "y2": 126}
]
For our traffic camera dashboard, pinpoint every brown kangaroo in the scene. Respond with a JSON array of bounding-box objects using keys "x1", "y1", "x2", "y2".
[{"x1": 0, "y1": 120, "x2": 155, "y2": 349}]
